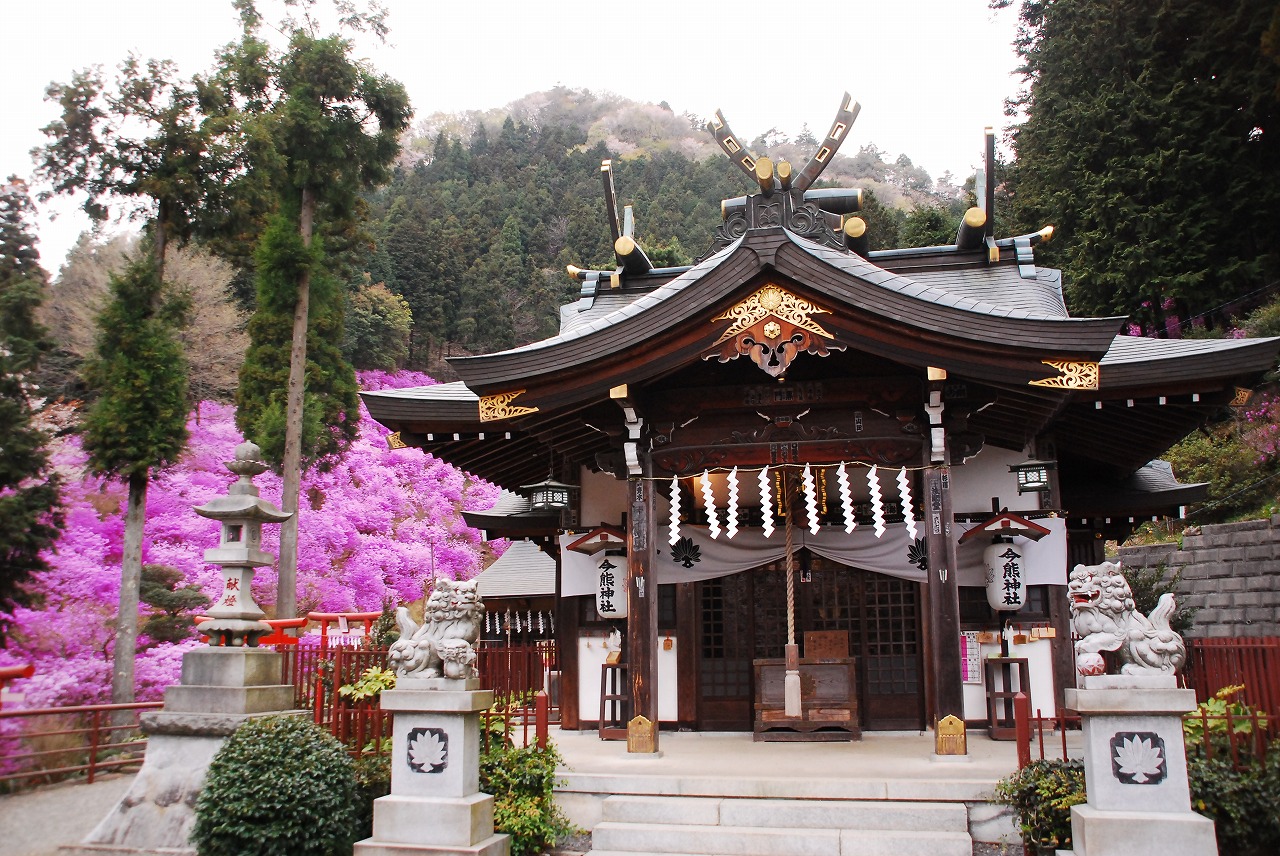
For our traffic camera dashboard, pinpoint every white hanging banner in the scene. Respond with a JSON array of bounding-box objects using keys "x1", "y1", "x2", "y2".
[
  {"x1": 867, "y1": 465, "x2": 886, "y2": 538},
  {"x1": 759, "y1": 466, "x2": 774, "y2": 538},
  {"x1": 897, "y1": 467, "x2": 918, "y2": 540},
  {"x1": 726, "y1": 467, "x2": 740, "y2": 540},
  {"x1": 701, "y1": 470, "x2": 721, "y2": 540},
  {"x1": 595, "y1": 552, "x2": 628, "y2": 618}
]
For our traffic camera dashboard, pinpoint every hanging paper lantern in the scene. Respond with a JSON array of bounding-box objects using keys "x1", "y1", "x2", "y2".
[
  {"x1": 759, "y1": 466, "x2": 774, "y2": 538},
  {"x1": 897, "y1": 467, "x2": 918, "y2": 540},
  {"x1": 837, "y1": 463, "x2": 855, "y2": 534},
  {"x1": 867, "y1": 465, "x2": 886, "y2": 538},
  {"x1": 802, "y1": 464, "x2": 821, "y2": 535},
  {"x1": 701, "y1": 470, "x2": 720, "y2": 539},
  {"x1": 595, "y1": 552, "x2": 628, "y2": 618},
  {"x1": 984, "y1": 537, "x2": 1026, "y2": 611},
  {"x1": 726, "y1": 467, "x2": 740, "y2": 539},
  {"x1": 668, "y1": 476, "x2": 682, "y2": 546}
]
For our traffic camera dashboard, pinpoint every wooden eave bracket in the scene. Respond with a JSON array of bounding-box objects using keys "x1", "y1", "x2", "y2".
[{"x1": 611, "y1": 383, "x2": 644, "y2": 476}]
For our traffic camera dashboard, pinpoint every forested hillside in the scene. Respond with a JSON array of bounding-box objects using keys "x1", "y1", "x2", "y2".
[{"x1": 352, "y1": 88, "x2": 967, "y2": 367}]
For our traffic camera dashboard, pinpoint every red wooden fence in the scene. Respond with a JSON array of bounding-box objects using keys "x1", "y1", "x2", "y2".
[{"x1": 1184, "y1": 637, "x2": 1280, "y2": 720}]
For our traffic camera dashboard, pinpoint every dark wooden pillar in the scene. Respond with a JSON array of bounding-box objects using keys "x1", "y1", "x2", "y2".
[
  {"x1": 923, "y1": 372, "x2": 964, "y2": 735},
  {"x1": 555, "y1": 545, "x2": 580, "y2": 729},
  {"x1": 626, "y1": 473, "x2": 659, "y2": 750},
  {"x1": 924, "y1": 465, "x2": 965, "y2": 727},
  {"x1": 676, "y1": 581, "x2": 699, "y2": 729}
]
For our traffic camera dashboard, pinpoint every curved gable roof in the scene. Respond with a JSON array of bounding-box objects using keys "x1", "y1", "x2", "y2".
[{"x1": 449, "y1": 229, "x2": 1124, "y2": 395}]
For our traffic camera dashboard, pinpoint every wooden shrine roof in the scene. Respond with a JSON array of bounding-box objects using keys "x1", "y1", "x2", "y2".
[{"x1": 362, "y1": 94, "x2": 1280, "y2": 498}]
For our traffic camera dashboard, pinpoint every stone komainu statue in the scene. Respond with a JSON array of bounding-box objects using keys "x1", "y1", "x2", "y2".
[
  {"x1": 1068, "y1": 561, "x2": 1186, "y2": 676},
  {"x1": 387, "y1": 578, "x2": 484, "y2": 680}
]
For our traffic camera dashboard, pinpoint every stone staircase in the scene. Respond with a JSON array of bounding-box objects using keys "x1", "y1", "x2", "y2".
[{"x1": 584, "y1": 794, "x2": 972, "y2": 856}]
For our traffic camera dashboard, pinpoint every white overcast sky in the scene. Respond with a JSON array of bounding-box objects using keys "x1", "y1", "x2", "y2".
[{"x1": 5, "y1": 0, "x2": 1023, "y2": 276}]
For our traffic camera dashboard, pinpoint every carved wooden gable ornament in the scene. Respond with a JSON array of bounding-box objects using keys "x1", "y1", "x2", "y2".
[{"x1": 704, "y1": 283, "x2": 846, "y2": 378}]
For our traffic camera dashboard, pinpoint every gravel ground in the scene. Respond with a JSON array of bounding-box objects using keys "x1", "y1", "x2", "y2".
[{"x1": 0, "y1": 773, "x2": 134, "y2": 856}]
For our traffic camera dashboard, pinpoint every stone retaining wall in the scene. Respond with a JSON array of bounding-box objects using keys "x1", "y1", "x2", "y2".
[{"x1": 1115, "y1": 516, "x2": 1280, "y2": 638}]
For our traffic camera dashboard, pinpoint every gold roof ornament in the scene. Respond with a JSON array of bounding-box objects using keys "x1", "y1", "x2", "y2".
[
  {"x1": 1029, "y1": 360, "x2": 1100, "y2": 391},
  {"x1": 705, "y1": 283, "x2": 845, "y2": 378},
  {"x1": 479, "y1": 389, "x2": 539, "y2": 422}
]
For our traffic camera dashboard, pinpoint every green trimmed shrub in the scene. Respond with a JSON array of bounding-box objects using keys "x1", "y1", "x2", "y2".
[
  {"x1": 1188, "y1": 752, "x2": 1280, "y2": 856},
  {"x1": 192, "y1": 715, "x2": 358, "y2": 856},
  {"x1": 479, "y1": 742, "x2": 575, "y2": 856},
  {"x1": 993, "y1": 758, "x2": 1086, "y2": 852},
  {"x1": 352, "y1": 753, "x2": 392, "y2": 841}
]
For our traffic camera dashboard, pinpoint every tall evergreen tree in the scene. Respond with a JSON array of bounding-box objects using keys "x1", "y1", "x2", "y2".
[
  {"x1": 0, "y1": 178, "x2": 62, "y2": 629},
  {"x1": 81, "y1": 253, "x2": 188, "y2": 703},
  {"x1": 997, "y1": 0, "x2": 1280, "y2": 330},
  {"x1": 34, "y1": 54, "x2": 213, "y2": 701},
  {"x1": 219, "y1": 0, "x2": 412, "y2": 618}
]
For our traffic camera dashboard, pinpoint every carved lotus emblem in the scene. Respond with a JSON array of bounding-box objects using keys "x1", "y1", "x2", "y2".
[
  {"x1": 1110, "y1": 732, "x2": 1166, "y2": 784},
  {"x1": 407, "y1": 727, "x2": 448, "y2": 773}
]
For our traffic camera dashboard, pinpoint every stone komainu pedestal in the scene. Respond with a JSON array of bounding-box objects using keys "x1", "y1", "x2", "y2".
[
  {"x1": 355, "y1": 678, "x2": 511, "y2": 856},
  {"x1": 1064, "y1": 675, "x2": 1217, "y2": 856}
]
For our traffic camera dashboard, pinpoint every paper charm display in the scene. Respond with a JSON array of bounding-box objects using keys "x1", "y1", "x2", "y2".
[
  {"x1": 867, "y1": 465, "x2": 887, "y2": 538},
  {"x1": 836, "y1": 463, "x2": 856, "y2": 533},
  {"x1": 759, "y1": 466, "x2": 774, "y2": 538},
  {"x1": 701, "y1": 470, "x2": 721, "y2": 539},
  {"x1": 897, "y1": 467, "x2": 918, "y2": 540},
  {"x1": 802, "y1": 464, "x2": 821, "y2": 535},
  {"x1": 726, "y1": 467, "x2": 740, "y2": 539}
]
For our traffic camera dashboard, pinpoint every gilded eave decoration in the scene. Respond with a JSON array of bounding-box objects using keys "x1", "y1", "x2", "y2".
[
  {"x1": 1028, "y1": 360, "x2": 1100, "y2": 390},
  {"x1": 704, "y1": 284, "x2": 846, "y2": 378},
  {"x1": 479, "y1": 389, "x2": 539, "y2": 422},
  {"x1": 386, "y1": 431, "x2": 407, "y2": 450}
]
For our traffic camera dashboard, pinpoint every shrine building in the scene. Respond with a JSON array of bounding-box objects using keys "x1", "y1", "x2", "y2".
[{"x1": 363, "y1": 96, "x2": 1280, "y2": 742}]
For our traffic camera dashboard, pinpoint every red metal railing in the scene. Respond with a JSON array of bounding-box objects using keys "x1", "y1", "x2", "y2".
[
  {"x1": 1185, "y1": 637, "x2": 1280, "y2": 717},
  {"x1": 0, "y1": 701, "x2": 163, "y2": 787}
]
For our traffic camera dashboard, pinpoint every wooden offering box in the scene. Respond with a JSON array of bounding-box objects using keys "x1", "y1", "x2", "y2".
[{"x1": 753, "y1": 657, "x2": 860, "y2": 742}]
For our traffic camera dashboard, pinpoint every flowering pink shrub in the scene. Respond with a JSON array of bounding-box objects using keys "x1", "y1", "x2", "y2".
[{"x1": 1, "y1": 370, "x2": 499, "y2": 708}]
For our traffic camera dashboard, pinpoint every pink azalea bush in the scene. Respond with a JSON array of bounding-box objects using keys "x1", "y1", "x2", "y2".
[{"x1": 0, "y1": 371, "x2": 500, "y2": 709}]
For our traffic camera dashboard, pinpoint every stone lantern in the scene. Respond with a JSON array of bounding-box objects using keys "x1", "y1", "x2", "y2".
[{"x1": 193, "y1": 442, "x2": 292, "y2": 647}]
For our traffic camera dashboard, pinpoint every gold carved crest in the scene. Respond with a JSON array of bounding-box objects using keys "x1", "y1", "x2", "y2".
[
  {"x1": 479, "y1": 390, "x2": 539, "y2": 422},
  {"x1": 705, "y1": 284, "x2": 845, "y2": 377},
  {"x1": 1029, "y1": 360, "x2": 1100, "y2": 390}
]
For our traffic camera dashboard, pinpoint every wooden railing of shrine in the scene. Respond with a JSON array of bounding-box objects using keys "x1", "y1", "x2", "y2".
[{"x1": 1184, "y1": 637, "x2": 1280, "y2": 716}]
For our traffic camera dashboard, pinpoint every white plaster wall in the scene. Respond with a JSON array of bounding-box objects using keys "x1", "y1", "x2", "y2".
[
  {"x1": 948, "y1": 446, "x2": 1045, "y2": 516},
  {"x1": 579, "y1": 467, "x2": 628, "y2": 529},
  {"x1": 577, "y1": 631, "x2": 678, "y2": 723},
  {"x1": 962, "y1": 636, "x2": 1057, "y2": 720}
]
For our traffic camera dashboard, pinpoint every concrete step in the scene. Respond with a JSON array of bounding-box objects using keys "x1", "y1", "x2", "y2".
[
  {"x1": 590, "y1": 821, "x2": 840, "y2": 856},
  {"x1": 589, "y1": 822, "x2": 972, "y2": 856},
  {"x1": 600, "y1": 795, "x2": 968, "y2": 832}
]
